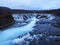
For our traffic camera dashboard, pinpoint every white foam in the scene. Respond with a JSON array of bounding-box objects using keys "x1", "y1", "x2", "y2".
[{"x1": 0, "y1": 17, "x2": 37, "y2": 44}]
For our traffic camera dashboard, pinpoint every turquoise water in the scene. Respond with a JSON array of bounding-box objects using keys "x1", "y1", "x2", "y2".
[{"x1": 0, "y1": 17, "x2": 37, "y2": 45}]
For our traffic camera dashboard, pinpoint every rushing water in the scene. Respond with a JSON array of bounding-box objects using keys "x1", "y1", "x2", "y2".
[
  {"x1": 0, "y1": 14, "x2": 60, "y2": 45},
  {"x1": 0, "y1": 17, "x2": 37, "y2": 45}
]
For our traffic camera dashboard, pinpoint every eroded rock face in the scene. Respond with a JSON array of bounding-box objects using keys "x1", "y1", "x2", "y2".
[{"x1": 0, "y1": 7, "x2": 14, "y2": 29}]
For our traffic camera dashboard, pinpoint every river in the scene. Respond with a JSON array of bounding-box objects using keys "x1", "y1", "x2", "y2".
[{"x1": 0, "y1": 17, "x2": 38, "y2": 45}]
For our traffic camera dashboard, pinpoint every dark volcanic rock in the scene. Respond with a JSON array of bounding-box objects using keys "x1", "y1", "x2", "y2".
[{"x1": 0, "y1": 7, "x2": 14, "y2": 29}]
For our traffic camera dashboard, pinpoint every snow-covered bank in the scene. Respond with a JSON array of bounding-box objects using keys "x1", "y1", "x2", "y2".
[{"x1": 0, "y1": 17, "x2": 37, "y2": 44}]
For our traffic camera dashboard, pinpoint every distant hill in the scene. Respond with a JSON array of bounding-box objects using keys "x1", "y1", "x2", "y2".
[
  {"x1": 12, "y1": 8, "x2": 60, "y2": 15},
  {"x1": 0, "y1": 6, "x2": 60, "y2": 16},
  {"x1": 0, "y1": 7, "x2": 14, "y2": 29}
]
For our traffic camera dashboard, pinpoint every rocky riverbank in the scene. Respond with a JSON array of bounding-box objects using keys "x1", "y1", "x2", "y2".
[{"x1": 0, "y1": 7, "x2": 14, "y2": 29}]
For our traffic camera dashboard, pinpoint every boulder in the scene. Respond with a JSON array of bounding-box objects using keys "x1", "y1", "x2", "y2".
[{"x1": 0, "y1": 7, "x2": 14, "y2": 29}]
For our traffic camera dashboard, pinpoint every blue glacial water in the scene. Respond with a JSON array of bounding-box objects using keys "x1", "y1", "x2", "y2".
[{"x1": 0, "y1": 17, "x2": 38, "y2": 45}]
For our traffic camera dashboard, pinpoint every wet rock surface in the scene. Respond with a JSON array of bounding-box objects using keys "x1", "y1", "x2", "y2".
[
  {"x1": 28, "y1": 14, "x2": 60, "y2": 45},
  {"x1": 9, "y1": 14, "x2": 60, "y2": 45},
  {"x1": 0, "y1": 13, "x2": 60, "y2": 45}
]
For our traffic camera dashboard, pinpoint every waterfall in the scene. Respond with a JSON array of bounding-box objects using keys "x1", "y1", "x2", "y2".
[{"x1": 0, "y1": 17, "x2": 37, "y2": 44}]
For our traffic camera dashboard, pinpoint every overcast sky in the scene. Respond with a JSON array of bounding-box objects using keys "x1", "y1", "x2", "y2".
[{"x1": 0, "y1": 0, "x2": 60, "y2": 10}]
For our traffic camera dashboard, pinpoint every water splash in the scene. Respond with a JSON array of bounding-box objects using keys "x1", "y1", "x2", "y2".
[{"x1": 0, "y1": 17, "x2": 37, "y2": 44}]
